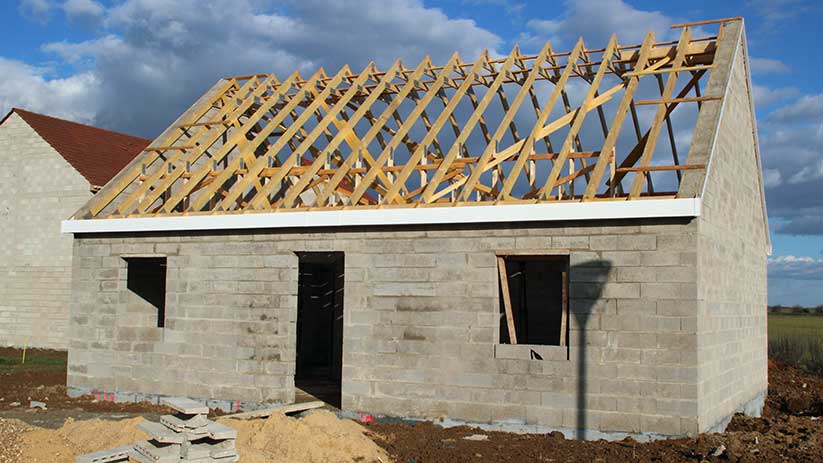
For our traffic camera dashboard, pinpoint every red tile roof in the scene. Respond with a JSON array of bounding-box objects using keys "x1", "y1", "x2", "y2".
[{"x1": 2, "y1": 108, "x2": 151, "y2": 187}]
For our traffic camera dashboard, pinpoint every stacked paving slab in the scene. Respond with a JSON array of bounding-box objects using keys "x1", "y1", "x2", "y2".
[
  {"x1": 135, "y1": 397, "x2": 238, "y2": 463},
  {"x1": 75, "y1": 397, "x2": 238, "y2": 463}
]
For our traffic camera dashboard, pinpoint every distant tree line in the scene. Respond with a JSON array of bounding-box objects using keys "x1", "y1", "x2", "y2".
[{"x1": 769, "y1": 305, "x2": 823, "y2": 315}]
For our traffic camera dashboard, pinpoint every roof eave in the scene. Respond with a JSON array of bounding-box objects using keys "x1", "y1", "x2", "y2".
[{"x1": 62, "y1": 197, "x2": 701, "y2": 234}]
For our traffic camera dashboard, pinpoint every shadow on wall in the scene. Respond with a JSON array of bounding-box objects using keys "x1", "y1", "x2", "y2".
[{"x1": 571, "y1": 260, "x2": 612, "y2": 440}]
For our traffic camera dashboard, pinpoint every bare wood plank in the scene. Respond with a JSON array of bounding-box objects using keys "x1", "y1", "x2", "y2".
[
  {"x1": 185, "y1": 70, "x2": 325, "y2": 212},
  {"x1": 83, "y1": 78, "x2": 237, "y2": 217},
  {"x1": 176, "y1": 121, "x2": 232, "y2": 128},
  {"x1": 499, "y1": 40, "x2": 584, "y2": 199},
  {"x1": 136, "y1": 74, "x2": 282, "y2": 213},
  {"x1": 628, "y1": 27, "x2": 692, "y2": 199},
  {"x1": 610, "y1": 69, "x2": 706, "y2": 187},
  {"x1": 670, "y1": 17, "x2": 742, "y2": 28},
  {"x1": 582, "y1": 31, "x2": 655, "y2": 200},
  {"x1": 541, "y1": 35, "x2": 619, "y2": 199},
  {"x1": 622, "y1": 64, "x2": 712, "y2": 78},
  {"x1": 616, "y1": 164, "x2": 704, "y2": 172},
  {"x1": 347, "y1": 53, "x2": 461, "y2": 206},
  {"x1": 634, "y1": 95, "x2": 721, "y2": 105},
  {"x1": 225, "y1": 401, "x2": 325, "y2": 420},
  {"x1": 115, "y1": 77, "x2": 264, "y2": 215},
  {"x1": 235, "y1": 66, "x2": 361, "y2": 210},
  {"x1": 280, "y1": 61, "x2": 402, "y2": 208},
  {"x1": 381, "y1": 53, "x2": 489, "y2": 204},
  {"x1": 458, "y1": 42, "x2": 554, "y2": 201},
  {"x1": 316, "y1": 58, "x2": 435, "y2": 207},
  {"x1": 158, "y1": 71, "x2": 306, "y2": 213},
  {"x1": 497, "y1": 257, "x2": 517, "y2": 345},
  {"x1": 144, "y1": 145, "x2": 197, "y2": 152},
  {"x1": 420, "y1": 48, "x2": 518, "y2": 203}
]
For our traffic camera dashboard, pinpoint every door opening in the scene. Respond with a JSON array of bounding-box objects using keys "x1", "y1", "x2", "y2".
[{"x1": 295, "y1": 252, "x2": 344, "y2": 407}]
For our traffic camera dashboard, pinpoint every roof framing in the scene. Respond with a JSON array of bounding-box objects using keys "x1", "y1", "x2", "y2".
[{"x1": 72, "y1": 17, "x2": 741, "y2": 223}]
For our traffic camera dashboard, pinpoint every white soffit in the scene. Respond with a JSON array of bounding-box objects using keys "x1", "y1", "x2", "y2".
[{"x1": 62, "y1": 198, "x2": 702, "y2": 234}]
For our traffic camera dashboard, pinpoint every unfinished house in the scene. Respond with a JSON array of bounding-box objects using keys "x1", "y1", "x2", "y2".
[
  {"x1": 0, "y1": 109, "x2": 149, "y2": 349},
  {"x1": 62, "y1": 17, "x2": 769, "y2": 439}
]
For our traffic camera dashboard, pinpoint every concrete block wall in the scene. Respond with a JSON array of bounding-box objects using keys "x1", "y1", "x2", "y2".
[
  {"x1": 0, "y1": 113, "x2": 92, "y2": 349},
  {"x1": 69, "y1": 237, "x2": 299, "y2": 404},
  {"x1": 694, "y1": 30, "x2": 769, "y2": 432},
  {"x1": 70, "y1": 218, "x2": 710, "y2": 438}
]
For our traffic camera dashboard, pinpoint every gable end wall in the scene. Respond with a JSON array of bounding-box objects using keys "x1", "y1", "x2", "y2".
[
  {"x1": 0, "y1": 113, "x2": 93, "y2": 349},
  {"x1": 695, "y1": 29, "x2": 769, "y2": 432}
]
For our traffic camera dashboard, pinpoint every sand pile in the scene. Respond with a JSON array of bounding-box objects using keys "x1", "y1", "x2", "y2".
[
  {"x1": 0, "y1": 418, "x2": 31, "y2": 463},
  {"x1": 219, "y1": 410, "x2": 389, "y2": 463},
  {"x1": 18, "y1": 416, "x2": 147, "y2": 462},
  {"x1": 6, "y1": 410, "x2": 388, "y2": 463}
]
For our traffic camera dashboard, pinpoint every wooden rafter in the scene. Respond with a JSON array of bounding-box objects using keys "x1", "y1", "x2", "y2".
[{"x1": 73, "y1": 19, "x2": 737, "y2": 219}]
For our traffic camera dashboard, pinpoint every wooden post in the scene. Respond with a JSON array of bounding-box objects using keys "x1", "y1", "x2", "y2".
[
  {"x1": 609, "y1": 146, "x2": 616, "y2": 197},
  {"x1": 497, "y1": 257, "x2": 517, "y2": 344}
]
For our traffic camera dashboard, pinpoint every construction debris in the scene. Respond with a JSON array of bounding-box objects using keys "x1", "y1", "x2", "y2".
[
  {"x1": 29, "y1": 401, "x2": 46, "y2": 410},
  {"x1": 74, "y1": 445, "x2": 133, "y2": 463},
  {"x1": 224, "y1": 400, "x2": 324, "y2": 420},
  {"x1": 74, "y1": 397, "x2": 238, "y2": 463}
]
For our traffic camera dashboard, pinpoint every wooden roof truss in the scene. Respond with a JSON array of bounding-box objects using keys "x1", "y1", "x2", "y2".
[{"x1": 78, "y1": 18, "x2": 739, "y2": 219}]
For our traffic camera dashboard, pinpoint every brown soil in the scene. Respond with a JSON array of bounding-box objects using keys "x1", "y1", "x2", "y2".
[
  {"x1": 2, "y1": 348, "x2": 822, "y2": 463},
  {"x1": 0, "y1": 347, "x2": 169, "y2": 416},
  {"x1": 367, "y1": 360, "x2": 823, "y2": 462}
]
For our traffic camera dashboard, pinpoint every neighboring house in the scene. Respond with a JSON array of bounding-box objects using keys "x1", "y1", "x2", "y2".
[
  {"x1": 0, "y1": 108, "x2": 149, "y2": 349},
  {"x1": 61, "y1": 19, "x2": 769, "y2": 439}
]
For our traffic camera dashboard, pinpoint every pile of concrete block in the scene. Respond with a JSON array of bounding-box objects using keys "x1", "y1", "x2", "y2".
[
  {"x1": 134, "y1": 397, "x2": 238, "y2": 463},
  {"x1": 75, "y1": 397, "x2": 238, "y2": 463}
]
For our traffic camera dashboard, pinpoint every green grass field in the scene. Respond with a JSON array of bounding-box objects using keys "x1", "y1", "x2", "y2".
[
  {"x1": 0, "y1": 348, "x2": 66, "y2": 374},
  {"x1": 769, "y1": 314, "x2": 823, "y2": 376}
]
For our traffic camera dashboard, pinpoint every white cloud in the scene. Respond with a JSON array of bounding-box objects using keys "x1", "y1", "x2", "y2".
[
  {"x1": 750, "y1": 57, "x2": 790, "y2": 74},
  {"x1": 770, "y1": 255, "x2": 820, "y2": 264},
  {"x1": 747, "y1": 0, "x2": 817, "y2": 28},
  {"x1": 0, "y1": 57, "x2": 100, "y2": 123},
  {"x1": 753, "y1": 84, "x2": 799, "y2": 108},
  {"x1": 763, "y1": 168, "x2": 782, "y2": 188},
  {"x1": 62, "y1": 0, "x2": 104, "y2": 25},
  {"x1": 787, "y1": 159, "x2": 823, "y2": 184},
  {"x1": 759, "y1": 91, "x2": 823, "y2": 235},
  {"x1": 769, "y1": 255, "x2": 823, "y2": 280},
  {"x1": 463, "y1": 0, "x2": 525, "y2": 18},
  {"x1": 769, "y1": 93, "x2": 823, "y2": 124},
  {"x1": 18, "y1": 0, "x2": 55, "y2": 23},
  {"x1": 3, "y1": 0, "x2": 502, "y2": 137},
  {"x1": 520, "y1": 0, "x2": 679, "y2": 49}
]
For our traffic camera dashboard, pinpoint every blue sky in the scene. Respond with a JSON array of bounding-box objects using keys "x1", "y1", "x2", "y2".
[{"x1": 1, "y1": 0, "x2": 821, "y2": 306}]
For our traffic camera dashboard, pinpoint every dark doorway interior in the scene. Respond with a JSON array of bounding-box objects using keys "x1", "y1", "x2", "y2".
[{"x1": 295, "y1": 252, "x2": 344, "y2": 407}]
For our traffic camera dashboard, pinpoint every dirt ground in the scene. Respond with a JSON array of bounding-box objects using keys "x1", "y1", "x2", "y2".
[
  {"x1": 367, "y1": 360, "x2": 823, "y2": 462},
  {"x1": 0, "y1": 347, "x2": 170, "y2": 425},
  {"x1": 1, "y1": 348, "x2": 822, "y2": 462}
]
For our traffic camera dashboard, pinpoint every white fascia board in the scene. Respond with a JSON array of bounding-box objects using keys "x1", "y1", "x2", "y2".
[{"x1": 61, "y1": 198, "x2": 701, "y2": 234}]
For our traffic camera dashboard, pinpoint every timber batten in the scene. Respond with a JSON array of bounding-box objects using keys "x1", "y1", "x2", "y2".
[{"x1": 72, "y1": 19, "x2": 739, "y2": 222}]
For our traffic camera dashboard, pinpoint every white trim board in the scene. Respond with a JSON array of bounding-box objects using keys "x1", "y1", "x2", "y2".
[{"x1": 62, "y1": 198, "x2": 702, "y2": 234}]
